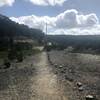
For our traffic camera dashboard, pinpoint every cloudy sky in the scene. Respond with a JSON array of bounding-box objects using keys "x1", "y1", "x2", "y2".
[{"x1": 0, "y1": 0, "x2": 100, "y2": 35}]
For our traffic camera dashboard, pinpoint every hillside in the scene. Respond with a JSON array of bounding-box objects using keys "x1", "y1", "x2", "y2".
[
  {"x1": 47, "y1": 35, "x2": 100, "y2": 53},
  {"x1": 0, "y1": 14, "x2": 44, "y2": 49}
]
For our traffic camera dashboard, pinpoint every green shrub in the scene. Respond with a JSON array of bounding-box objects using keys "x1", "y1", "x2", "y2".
[
  {"x1": 8, "y1": 50, "x2": 16, "y2": 60},
  {"x1": 16, "y1": 51, "x2": 23, "y2": 62},
  {"x1": 3, "y1": 58, "x2": 11, "y2": 69}
]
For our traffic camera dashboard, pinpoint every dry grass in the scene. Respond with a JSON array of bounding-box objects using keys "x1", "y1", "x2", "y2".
[{"x1": 48, "y1": 50, "x2": 100, "y2": 99}]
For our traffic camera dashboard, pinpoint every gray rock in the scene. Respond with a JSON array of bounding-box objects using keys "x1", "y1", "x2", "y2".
[
  {"x1": 60, "y1": 70, "x2": 65, "y2": 73},
  {"x1": 78, "y1": 86, "x2": 84, "y2": 91},
  {"x1": 59, "y1": 65, "x2": 63, "y2": 68},
  {"x1": 85, "y1": 95, "x2": 96, "y2": 100},
  {"x1": 77, "y1": 82, "x2": 82, "y2": 87},
  {"x1": 64, "y1": 75, "x2": 73, "y2": 82},
  {"x1": 54, "y1": 64, "x2": 58, "y2": 67}
]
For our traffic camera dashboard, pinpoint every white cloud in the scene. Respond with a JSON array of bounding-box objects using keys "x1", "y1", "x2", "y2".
[
  {"x1": 56, "y1": 9, "x2": 78, "y2": 28},
  {"x1": 10, "y1": 9, "x2": 100, "y2": 35},
  {"x1": 77, "y1": 13, "x2": 99, "y2": 27},
  {"x1": 49, "y1": 26, "x2": 100, "y2": 35},
  {"x1": 28, "y1": 0, "x2": 66, "y2": 6},
  {"x1": 55, "y1": 9, "x2": 99, "y2": 28},
  {"x1": 0, "y1": 0, "x2": 66, "y2": 7},
  {"x1": 0, "y1": 0, "x2": 15, "y2": 7},
  {"x1": 10, "y1": 15, "x2": 56, "y2": 31}
]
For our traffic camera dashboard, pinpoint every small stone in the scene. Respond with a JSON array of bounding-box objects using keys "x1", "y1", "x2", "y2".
[
  {"x1": 59, "y1": 65, "x2": 63, "y2": 68},
  {"x1": 54, "y1": 71, "x2": 58, "y2": 74},
  {"x1": 65, "y1": 75, "x2": 73, "y2": 82},
  {"x1": 73, "y1": 87, "x2": 77, "y2": 90},
  {"x1": 78, "y1": 86, "x2": 84, "y2": 91},
  {"x1": 60, "y1": 70, "x2": 65, "y2": 73},
  {"x1": 77, "y1": 82, "x2": 82, "y2": 87},
  {"x1": 54, "y1": 64, "x2": 58, "y2": 67},
  {"x1": 69, "y1": 69, "x2": 72, "y2": 73}
]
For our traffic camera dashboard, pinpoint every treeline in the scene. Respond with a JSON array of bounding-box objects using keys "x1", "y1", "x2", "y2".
[
  {"x1": 47, "y1": 35, "x2": 100, "y2": 53},
  {"x1": 0, "y1": 14, "x2": 44, "y2": 50},
  {"x1": 0, "y1": 14, "x2": 45, "y2": 65}
]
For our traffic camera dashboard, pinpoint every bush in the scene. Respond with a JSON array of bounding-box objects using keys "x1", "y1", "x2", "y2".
[
  {"x1": 64, "y1": 46, "x2": 74, "y2": 53},
  {"x1": 8, "y1": 49, "x2": 16, "y2": 60},
  {"x1": 16, "y1": 51, "x2": 23, "y2": 62},
  {"x1": 3, "y1": 58, "x2": 11, "y2": 69}
]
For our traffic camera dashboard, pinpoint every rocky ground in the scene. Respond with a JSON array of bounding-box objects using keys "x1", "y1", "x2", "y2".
[
  {"x1": 0, "y1": 52, "x2": 74, "y2": 100},
  {"x1": 0, "y1": 50, "x2": 99, "y2": 100},
  {"x1": 0, "y1": 54, "x2": 37, "y2": 100},
  {"x1": 48, "y1": 50, "x2": 100, "y2": 100}
]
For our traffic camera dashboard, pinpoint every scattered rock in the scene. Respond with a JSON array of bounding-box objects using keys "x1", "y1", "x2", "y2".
[
  {"x1": 54, "y1": 64, "x2": 58, "y2": 67},
  {"x1": 69, "y1": 69, "x2": 74, "y2": 73},
  {"x1": 85, "y1": 95, "x2": 96, "y2": 100},
  {"x1": 73, "y1": 87, "x2": 77, "y2": 90},
  {"x1": 60, "y1": 70, "x2": 65, "y2": 73},
  {"x1": 64, "y1": 75, "x2": 73, "y2": 82},
  {"x1": 59, "y1": 65, "x2": 63, "y2": 68},
  {"x1": 54, "y1": 71, "x2": 58, "y2": 74},
  {"x1": 69, "y1": 69, "x2": 71, "y2": 72},
  {"x1": 78, "y1": 86, "x2": 84, "y2": 91},
  {"x1": 77, "y1": 82, "x2": 82, "y2": 87}
]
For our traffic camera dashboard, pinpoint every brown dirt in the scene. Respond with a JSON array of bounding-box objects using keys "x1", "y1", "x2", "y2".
[{"x1": 0, "y1": 52, "x2": 73, "y2": 100}]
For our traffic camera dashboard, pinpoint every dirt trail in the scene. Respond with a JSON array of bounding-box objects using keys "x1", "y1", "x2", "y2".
[
  {"x1": 0, "y1": 52, "x2": 69, "y2": 100},
  {"x1": 30, "y1": 52, "x2": 68, "y2": 100}
]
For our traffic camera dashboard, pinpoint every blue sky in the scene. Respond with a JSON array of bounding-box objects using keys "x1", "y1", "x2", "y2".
[
  {"x1": 0, "y1": 0, "x2": 100, "y2": 35},
  {"x1": 0, "y1": 0, "x2": 100, "y2": 17}
]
